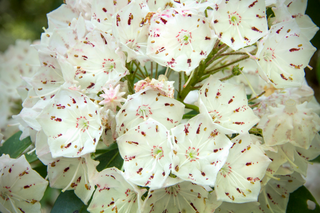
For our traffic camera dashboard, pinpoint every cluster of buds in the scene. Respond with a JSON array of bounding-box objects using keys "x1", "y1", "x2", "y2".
[{"x1": 1, "y1": 0, "x2": 320, "y2": 212}]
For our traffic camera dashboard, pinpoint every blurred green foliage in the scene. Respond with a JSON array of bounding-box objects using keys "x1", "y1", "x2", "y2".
[{"x1": 0, "y1": 0, "x2": 63, "y2": 51}]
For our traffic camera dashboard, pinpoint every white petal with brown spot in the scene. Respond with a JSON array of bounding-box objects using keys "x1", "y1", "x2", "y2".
[
  {"x1": 117, "y1": 118, "x2": 172, "y2": 189},
  {"x1": 0, "y1": 154, "x2": 48, "y2": 213},
  {"x1": 199, "y1": 76, "x2": 260, "y2": 134},
  {"x1": 37, "y1": 88, "x2": 102, "y2": 158},
  {"x1": 171, "y1": 114, "x2": 233, "y2": 186}
]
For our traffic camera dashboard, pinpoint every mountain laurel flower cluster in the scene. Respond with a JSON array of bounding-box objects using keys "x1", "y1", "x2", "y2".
[{"x1": 1, "y1": 0, "x2": 320, "y2": 212}]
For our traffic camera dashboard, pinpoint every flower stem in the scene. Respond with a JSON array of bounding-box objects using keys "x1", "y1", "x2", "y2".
[{"x1": 183, "y1": 103, "x2": 199, "y2": 112}]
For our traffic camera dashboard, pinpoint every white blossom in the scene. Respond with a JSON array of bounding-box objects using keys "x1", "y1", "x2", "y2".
[
  {"x1": 215, "y1": 134, "x2": 271, "y2": 203},
  {"x1": 142, "y1": 181, "x2": 208, "y2": 213},
  {"x1": 67, "y1": 30, "x2": 128, "y2": 94},
  {"x1": 258, "y1": 99, "x2": 320, "y2": 149},
  {"x1": 171, "y1": 114, "x2": 233, "y2": 186},
  {"x1": 37, "y1": 88, "x2": 102, "y2": 158},
  {"x1": 116, "y1": 90, "x2": 184, "y2": 135},
  {"x1": 255, "y1": 19, "x2": 316, "y2": 88},
  {"x1": 258, "y1": 172, "x2": 305, "y2": 213},
  {"x1": 112, "y1": 0, "x2": 150, "y2": 64},
  {"x1": 211, "y1": 0, "x2": 268, "y2": 50},
  {"x1": 35, "y1": 130, "x2": 98, "y2": 204},
  {"x1": 88, "y1": 167, "x2": 143, "y2": 213},
  {"x1": 147, "y1": 8, "x2": 216, "y2": 74},
  {"x1": 198, "y1": 76, "x2": 260, "y2": 134},
  {"x1": 117, "y1": 118, "x2": 172, "y2": 189},
  {"x1": 0, "y1": 154, "x2": 48, "y2": 213}
]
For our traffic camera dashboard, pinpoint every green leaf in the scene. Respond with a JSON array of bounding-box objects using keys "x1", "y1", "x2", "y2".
[
  {"x1": 0, "y1": 131, "x2": 32, "y2": 158},
  {"x1": 95, "y1": 149, "x2": 123, "y2": 172},
  {"x1": 183, "y1": 110, "x2": 199, "y2": 119},
  {"x1": 25, "y1": 151, "x2": 38, "y2": 163},
  {"x1": 310, "y1": 155, "x2": 320, "y2": 163},
  {"x1": 94, "y1": 142, "x2": 118, "y2": 155},
  {"x1": 287, "y1": 186, "x2": 320, "y2": 213},
  {"x1": 51, "y1": 190, "x2": 89, "y2": 213},
  {"x1": 33, "y1": 162, "x2": 47, "y2": 178}
]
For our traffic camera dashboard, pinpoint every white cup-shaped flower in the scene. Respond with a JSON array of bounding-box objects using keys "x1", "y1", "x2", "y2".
[
  {"x1": 67, "y1": 30, "x2": 128, "y2": 94},
  {"x1": 147, "y1": 8, "x2": 216, "y2": 75},
  {"x1": 117, "y1": 118, "x2": 172, "y2": 189},
  {"x1": 258, "y1": 100, "x2": 320, "y2": 149},
  {"x1": 0, "y1": 154, "x2": 48, "y2": 213},
  {"x1": 35, "y1": 130, "x2": 98, "y2": 204},
  {"x1": 88, "y1": 167, "x2": 144, "y2": 213},
  {"x1": 171, "y1": 113, "x2": 233, "y2": 186},
  {"x1": 91, "y1": 0, "x2": 130, "y2": 34},
  {"x1": 142, "y1": 181, "x2": 208, "y2": 213},
  {"x1": 112, "y1": 0, "x2": 150, "y2": 64},
  {"x1": 116, "y1": 90, "x2": 184, "y2": 135},
  {"x1": 198, "y1": 76, "x2": 260, "y2": 134},
  {"x1": 215, "y1": 134, "x2": 271, "y2": 203},
  {"x1": 212, "y1": 0, "x2": 268, "y2": 50},
  {"x1": 258, "y1": 172, "x2": 305, "y2": 213},
  {"x1": 255, "y1": 19, "x2": 316, "y2": 88},
  {"x1": 37, "y1": 88, "x2": 103, "y2": 158}
]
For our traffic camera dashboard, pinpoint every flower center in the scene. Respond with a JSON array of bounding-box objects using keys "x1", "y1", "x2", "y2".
[
  {"x1": 229, "y1": 12, "x2": 241, "y2": 26},
  {"x1": 136, "y1": 105, "x2": 152, "y2": 120},
  {"x1": 102, "y1": 60, "x2": 116, "y2": 73},
  {"x1": 177, "y1": 29, "x2": 192, "y2": 45},
  {"x1": 76, "y1": 116, "x2": 89, "y2": 132},
  {"x1": 219, "y1": 163, "x2": 232, "y2": 178},
  {"x1": 284, "y1": 99, "x2": 297, "y2": 114},
  {"x1": 263, "y1": 47, "x2": 276, "y2": 62},
  {"x1": 121, "y1": 189, "x2": 137, "y2": 209},
  {"x1": 151, "y1": 146, "x2": 164, "y2": 159},
  {"x1": 185, "y1": 147, "x2": 199, "y2": 162},
  {"x1": 165, "y1": 184, "x2": 180, "y2": 196}
]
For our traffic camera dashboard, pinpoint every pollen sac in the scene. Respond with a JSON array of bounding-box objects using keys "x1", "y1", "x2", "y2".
[{"x1": 37, "y1": 88, "x2": 102, "y2": 158}]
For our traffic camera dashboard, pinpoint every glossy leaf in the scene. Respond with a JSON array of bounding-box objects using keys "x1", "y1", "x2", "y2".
[
  {"x1": 182, "y1": 110, "x2": 199, "y2": 119},
  {"x1": 95, "y1": 149, "x2": 123, "y2": 172},
  {"x1": 310, "y1": 155, "x2": 320, "y2": 163},
  {"x1": 25, "y1": 151, "x2": 39, "y2": 163},
  {"x1": 0, "y1": 131, "x2": 32, "y2": 158},
  {"x1": 51, "y1": 190, "x2": 89, "y2": 213},
  {"x1": 287, "y1": 186, "x2": 320, "y2": 213}
]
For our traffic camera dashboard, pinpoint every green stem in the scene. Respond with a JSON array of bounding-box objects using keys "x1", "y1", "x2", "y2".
[
  {"x1": 143, "y1": 65, "x2": 149, "y2": 77},
  {"x1": 155, "y1": 63, "x2": 158, "y2": 79},
  {"x1": 205, "y1": 44, "x2": 228, "y2": 66},
  {"x1": 133, "y1": 60, "x2": 146, "y2": 78},
  {"x1": 178, "y1": 72, "x2": 182, "y2": 95},
  {"x1": 248, "y1": 91, "x2": 266, "y2": 102},
  {"x1": 126, "y1": 75, "x2": 135, "y2": 95},
  {"x1": 183, "y1": 103, "x2": 199, "y2": 112},
  {"x1": 219, "y1": 73, "x2": 235, "y2": 81},
  {"x1": 150, "y1": 62, "x2": 153, "y2": 78},
  {"x1": 205, "y1": 55, "x2": 249, "y2": 76},
  {"x1": 220, "y1": 52, "x2": 248, "y2": 56}
]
